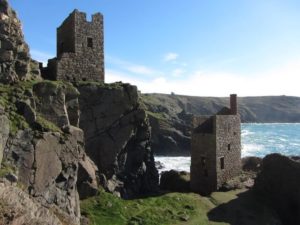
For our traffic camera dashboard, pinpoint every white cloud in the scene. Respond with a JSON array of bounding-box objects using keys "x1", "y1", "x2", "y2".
[
  {"x1": 106, "y1": 56, "x2": 161, "y2": 76},
  {"x1": 172, "y1": 68, "x2": 185, "y2": 77},
  {"x1": 30, "y1": 49, "x2": 54, "y2": 66},
  {"x1": 106, "y1": 59, "x2": 300, "y2": 97},
  {"x1": 126, "y1": 65, "x2": 155, "y2": 75},
  {"x1": 163, "y1": 52, "x2": 179, "y2": 62}
]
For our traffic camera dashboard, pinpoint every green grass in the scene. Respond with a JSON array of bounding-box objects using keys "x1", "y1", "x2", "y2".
[
  {"x1": 81, "y1": 188, "x2": 279, "y2": 225},
  {"x1": 77, "y1": 81, "x2": 123, "y2": 90},
  {"x1": 146, "y1": 111, "x2": 167, "y2": 120},
  {"x1": 35, "y1": 115, "x2": 61, "y2": 133},
  {"x1": 81, "y1": 189, "x2": 202, "y2": 225},
  {"x1": 0, "y1": 161, "x2": 15, "y2": 178},
  {"x1": 0, "y1": 80, "x2": 78, "y2": 134}
]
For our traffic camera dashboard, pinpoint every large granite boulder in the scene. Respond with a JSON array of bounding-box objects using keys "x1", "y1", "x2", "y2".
[
  {"x1": 33, "y1": 81, "x2": 80, "y2": 128},
  {"x1": 0, "y1": 0, "x2": 40, "y2": 83},
  {"x1": 4, "y1": 126, "x2": 84, "y2": 225},
  {"x1": 78, "y1": 82, "x2": 159, "y2": 198},
  {"x1": 0, "y1": 181, "x2": 64, "y2": 225},
  {"x1": 254, "y1": 154, "x2": 300, "y2": 225},
  {"x1": 242, "y1": 156, "x2": 262, "y2": 172},
  {"x1": 77, "y1": 154, "x2": 99, "y2": 200}
]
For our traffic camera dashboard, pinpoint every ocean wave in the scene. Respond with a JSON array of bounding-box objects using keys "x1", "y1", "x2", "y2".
[
  {"x1": 242, "y1": 143, "x2": 264, "y2": 157},
  {"x1": 241, "y1": 129, "x2": 254, "y2": 137},
  {"x1": 155, "y1": 156, "x2": 190, "y2": 173}
]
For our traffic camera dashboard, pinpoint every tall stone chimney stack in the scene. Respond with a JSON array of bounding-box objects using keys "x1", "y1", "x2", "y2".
[{"x1": 230, "y1": 94, "x2": 237, "y2": 115}]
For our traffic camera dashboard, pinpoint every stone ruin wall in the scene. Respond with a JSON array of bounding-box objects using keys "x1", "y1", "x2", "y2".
[
  {"x1": 215, "y1": 115, "x2": 241, "y2": 188},
  {"x1": 190, "y1": 113, "x2": 241, "y2": 194},
  {"x1": 42, "y1": 10, "x2": 105, "y2": 82},
  {"x1": 191, "y1": 131, "x2": 217, "y2": 194},
  {"x1": 190, "y1": 116, "x2": 217, "y2": 194}
]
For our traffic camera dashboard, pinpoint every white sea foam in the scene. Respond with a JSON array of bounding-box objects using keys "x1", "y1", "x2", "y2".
[
  {"x1": 241, "y1": 129, "x2": 254, "y2": 137},
  {"x1": 242, "y1": 143, "x2": 264, "y2": 157},
  {"x1": 155, "y1": 124, "x2": 300, "y2": 172},
  {"x1": 155, "y1": 156, "x2": 190, "y2": 173}
]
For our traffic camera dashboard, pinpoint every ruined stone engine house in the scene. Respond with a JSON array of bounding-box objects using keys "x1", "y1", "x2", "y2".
[
  {"x1": 190, "y1": 94, "x2": 241, "y2": 194},
  {"x1": 42, "y1": 10, "x2": 105, "y2": 82}
]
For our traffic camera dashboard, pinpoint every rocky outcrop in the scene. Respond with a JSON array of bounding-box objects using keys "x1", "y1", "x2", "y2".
[
  {"x1": 0, "y1": 108, "x2": 9, "y2": 167},
  {"x1": 0, "y1": 181, "x2": 64, "y2": 225},
  {"x1": 78, "y1": 82, "x2": 159, "y2": 198},
  {"x1": 0, "y1": 0, "x2": 40, "y2": 83},
  {"x1": 242, "y1": 156, "x2": 262, "y2": 172},
  {"x1": 77, "y1": 155, "x2": 99, "y2": 200},
  {"x1": 0, "y1": 79, "x2": 91, "y2": 224},
  {"x1": 5, "y1": 127, "x2": 83, "y2": 224},
  {"x1": 254, "y1": 154, "x2": 300, "y2": 225},
  {"x1": 33, "y1": 81, "x2": 80, "y2": 128}
]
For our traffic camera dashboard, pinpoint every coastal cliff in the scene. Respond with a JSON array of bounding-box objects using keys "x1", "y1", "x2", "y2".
[{"x1": 142, "y1": 93, "x2": 300, "y2": 155}]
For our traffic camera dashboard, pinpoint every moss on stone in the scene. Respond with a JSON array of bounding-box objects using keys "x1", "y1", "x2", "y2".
[
  {"x1": 146, "y1": 111, "x2": 167, "y2": 121},
  {"x1": 35, "y1": 115, "x2": 61, "y2": 133},
  {"x1": 77, "y1": 81, "x2": 124, "y2": 89},
  {"x1": 0, "y1": 160, "x2": 15, "y2": 178},
  {"x1": 0, "y1": 80, "x2": 67, "y2": 134}
]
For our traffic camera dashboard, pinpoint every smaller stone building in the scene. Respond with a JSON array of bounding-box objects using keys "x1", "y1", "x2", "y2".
[
  {"x1": 42, "y1": 9, "x2": 104, "y2": 82},
  {"x1": 190, "y1": 94, "x2": 241, "y2": 194}
]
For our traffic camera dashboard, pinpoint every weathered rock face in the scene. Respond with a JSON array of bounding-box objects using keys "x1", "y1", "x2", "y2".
[
  {"x1": 5, "y1": 127, "x2": 84, "y2": 224},
  {"x1": 254, "y1": 154, "x2": 300, "y2": 225},
  {"x1": 0, "y1": 181, "x2": 64, "y2": 225},
  {"x1": 242, "y1": 156, "x2": 262, "y2": 172},
  {"x1": 78, "y1": 82, "x2": 159, "y2": 198},
  {"x1": 0, "y1": 0, "x2": 40, "y2": 83},
  {"x1": 77, "y1": 154, "x2": 99, "y2": 200},
  {"x1": 0, "y1": 109, "x2": 9, "y2": 167},
  {"x1": 148, "y1": 111, "x2": 192, "y2": 156},
  {"x1": 33, "y1": 81, "x2": 80, "y2": 128}
]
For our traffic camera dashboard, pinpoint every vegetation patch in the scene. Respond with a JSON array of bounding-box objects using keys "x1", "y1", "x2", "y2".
[
  {"x1": 81, "y1": 188, "x2": 280, "y2": 225},
  {"x1": 35, "y1": 115, "x2": 61, "y2": 133},
  {"x1": 0, "y1": 160, "x2": 15, "y2": 178},
  {"x1": 146, "y1": 111, "x2": 167, "y2": 120},
  {"x1": 77, "y1": 81, "x2": 123, "y2": 90},
  {"x1": 81, "y1": 189, "x2": 201, "y2": 225}
]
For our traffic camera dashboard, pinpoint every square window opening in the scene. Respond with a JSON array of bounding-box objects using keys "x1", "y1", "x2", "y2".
[
  {"x1": 87, "y1": 37, "x2": 93, "y2": 48},
  {"x1": 220, "y1": 157, "x2": 225, "y2": 170},
  {"x1": 201, "y1": 157, "x2": 206, "y2": 167}
]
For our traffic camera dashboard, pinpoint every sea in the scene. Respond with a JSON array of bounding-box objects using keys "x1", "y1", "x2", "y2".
[{"x1": 155, "y1": 123, "x2": 300, "y2": 173}]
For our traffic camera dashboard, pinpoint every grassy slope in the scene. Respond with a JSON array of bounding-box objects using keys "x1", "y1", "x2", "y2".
[{"x1": 81, "y1": 189, "x2": 278, "y2": 225}]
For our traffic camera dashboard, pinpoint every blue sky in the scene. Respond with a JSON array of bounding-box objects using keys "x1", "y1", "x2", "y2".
[{"x1": 10, "y1": 0, "x2": 300, "y2": 96}]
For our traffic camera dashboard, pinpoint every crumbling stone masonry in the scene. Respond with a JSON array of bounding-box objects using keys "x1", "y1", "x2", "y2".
[
  {"x1": 42, "y1": 10, "x2": 104, "y2": 82},
  {"x1": 190, "y1": 94, "x2": 241, "y2": 194}
]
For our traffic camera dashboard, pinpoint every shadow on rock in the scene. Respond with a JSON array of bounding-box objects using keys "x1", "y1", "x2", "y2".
[{"x1": 207, "y1": 190, "x2": 282, "y2": 225}]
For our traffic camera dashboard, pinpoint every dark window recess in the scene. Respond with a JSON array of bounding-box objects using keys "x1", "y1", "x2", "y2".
[
  {"x1": 87, "y1": 37, "x2": 93, "y2": 48},
  {"x1": 220, "y1": 157, "x2": 225, "y2": 170},
  {"x1": 0, "y1": 40, "x2": 2, "y2": 49},
  {"x1": 201, "y1": 157, "x2": 206, "y2": 167},
  {"x1": 82, "y1": 77, "x2": 87, "y2": 81},
  {"x1": 204, "y1": 169, "x2": 208, "y2": 177},
  {"x1": 228, "y1": 144, "x2": 231, "y2": 151},
  {"x1": 234, "y1": 131, "x2": 237, "y2": 135}
]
